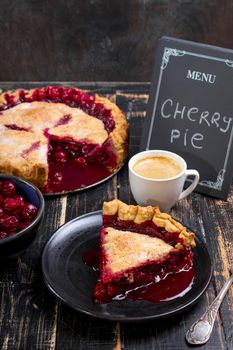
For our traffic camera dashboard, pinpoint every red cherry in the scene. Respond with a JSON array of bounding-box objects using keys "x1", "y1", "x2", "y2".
[
  {"x1": 81, "y1": 92, "x2": 92, "y2": 103},
  {"x1": 31, "y1": 89, "x2": 39, "y2": 101},
  {"x1": 82, "y1": 144, "x2": 93, "y2": 156},
  {"x1": 105, "y1": 118, "x2": 115, "y2": 131},
  {"x1": 4, "y1": 93, "x2": 16, "y2": 105},
  {"x1": 54, "y1": 151, "x2": 68, "y2": 163},
  {"x1": 74, "y1": 156, "x2": 87, "y2": 166},
  {"x1": 80, "y1": 102, "x2": 90, "y2": 113},
  {"x1": 73, "y1": 93, "x2": 81, "y2": 104},
  {"x1": 37, "y1": 89, "x2": 47, "y2": 100},
  {"x1": 19, "y1": 89, "x2": 26, "y2": 101},
  {"x1": 2, "y1": 181, "x2": 16, "y2": 197},
  {"x1": 93, "y1": 103, "x2": 104, "y2": 116},
  {"x1": 61, "y1": 88, "x2": 74, "y2": 101},
  {"x1": 0, "y1": 208, "x2": 4, "y2": 217},
  {"x1": 0, "y1": 231, "x2": 7, "y2": 240},
  {"x1": 20, "y1": 203, "x2": 38, "y2": 221},
  {"x1": 53, "y1": 172, "x2": 63, "y2": 183},
  {"x1": 14, "y1": 195, "x2": 25, "y2": 204},
  {"x1": 0, "y1": 215, "x2": 19, "y2": 233},
  {"x1": 3, "y1": 196, "x2": 24, "y2": 214},
  {"x1": 48, "y1": 87, "x2": 60, "y2": 100},
  {"x1": 67, "y1": 142, "x2": 80, "y2": 153},
  {"x1": 53, "y1": 144, "x2": 63, "y2": 153},
  {"x1": 103, "y1": 109, "x2": 112, "y2": 118}
]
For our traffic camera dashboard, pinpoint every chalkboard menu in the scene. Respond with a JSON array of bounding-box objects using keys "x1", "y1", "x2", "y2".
[{"x1": 141, "y1": 36, "x2": 233, "y2": 199}]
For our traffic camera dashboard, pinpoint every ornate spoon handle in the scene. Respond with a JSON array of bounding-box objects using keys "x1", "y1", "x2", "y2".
[{"x1": 186, "y1": 273, "x2": 233, "y2": 345}]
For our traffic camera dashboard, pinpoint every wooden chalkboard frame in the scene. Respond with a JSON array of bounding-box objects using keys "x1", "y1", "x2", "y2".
[{"x1": 141, "y1": 36, "x2": 233, "y2": 199}]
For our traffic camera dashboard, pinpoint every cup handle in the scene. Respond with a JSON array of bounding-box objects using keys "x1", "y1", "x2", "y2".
[{"x1": 178, "y1": 170, "x2": 200, "y2": 200}]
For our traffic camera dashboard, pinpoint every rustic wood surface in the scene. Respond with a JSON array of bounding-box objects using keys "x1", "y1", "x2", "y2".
[{"x1": 0, "y1": 82, "x2": 232, "y2": 350}]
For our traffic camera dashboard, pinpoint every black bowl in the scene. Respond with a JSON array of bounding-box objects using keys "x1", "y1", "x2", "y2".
[{"x1": 0, "y1": 174, "x2": 45, "y2": 259}]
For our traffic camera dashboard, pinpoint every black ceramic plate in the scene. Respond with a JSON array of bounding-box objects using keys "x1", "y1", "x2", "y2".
[{"x1": 42, "y1": 211, "x2": 212, "y2": 322}]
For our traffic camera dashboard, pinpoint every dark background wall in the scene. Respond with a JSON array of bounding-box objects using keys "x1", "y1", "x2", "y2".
[{"x1": 0, "y1": 0, "x2": 233, "y2": 82}]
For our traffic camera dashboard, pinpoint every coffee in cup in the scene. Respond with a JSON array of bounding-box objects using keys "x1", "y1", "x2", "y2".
[
  {"x1": 132, "y1": 155, "x2": 183, "y2": 180},
  {"x1": 129, "y1": 150, "x2": 200, "y2": 212}
]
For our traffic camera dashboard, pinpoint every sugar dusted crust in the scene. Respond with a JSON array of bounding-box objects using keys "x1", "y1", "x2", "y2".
[
  {"x1": 0, "y1": 87, "x2": 128, "y2": 188},
  {"x1": 0, "y1": 129, "x2": 48, "y2": 187},
  {"x1": 103, "y1": 199, "x2": 196, "y2": 248},
  {"x1": 0, "y1": 101, "x2": 108, "y2": 144},
  {"x1": 103, "y1": 227, "x2": 175, "y2": 274}
]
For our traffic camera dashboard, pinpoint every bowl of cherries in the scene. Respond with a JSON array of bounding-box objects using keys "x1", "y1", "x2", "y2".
[{"x1": 0, "y1": 174, "x2": 44, "y2": 259}]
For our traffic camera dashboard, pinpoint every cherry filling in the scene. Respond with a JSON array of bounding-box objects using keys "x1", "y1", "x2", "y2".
[
  {"x1": 103, "y1": 215, "x2": 182, "y2": 246},
  {"x1": 5, "y1": 124, "x2": 31, "y2": 132},
  {"x1": 0, "y1": 87, "x2": 115, "y2": 133},
  {"x1": 83, "y1": 218, "x2": 195, "y2": 303},
  {"x1": 44, "y1": 137, "x2": 118, "y2": 193},
  {"x1": 21, "y1": 141, "x2": 40, "y2": 159},
  {"x1": 83, "y1": 244, "x2": 194, "y2": 304},
  {"x1": 0, "y1": 180, "x2": 38, "y2": 240},
  {"x1": 54, "y1": 114, "x2": 72, "y2": 127}
]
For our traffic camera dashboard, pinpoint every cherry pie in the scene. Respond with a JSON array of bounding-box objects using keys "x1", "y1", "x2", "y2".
[
  {"x1": 93, "y1": 199, "x2": 196, "y2": 303},
  {"x1": 0, "y1": 87, "x2": 128, "y2": 193}
]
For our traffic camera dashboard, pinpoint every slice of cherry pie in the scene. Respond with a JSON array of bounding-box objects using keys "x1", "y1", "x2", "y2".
[
  {"x1": 93, "y1": 199, "x2": 196, "y2": 303},
  {"x1": 0, "y1": 87, "x2": 128, "y2": 193}
]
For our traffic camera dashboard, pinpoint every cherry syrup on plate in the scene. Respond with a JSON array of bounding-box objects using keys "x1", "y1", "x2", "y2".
[{"x1": 83, "y1": 245, "x2": 195, "y2": 304}]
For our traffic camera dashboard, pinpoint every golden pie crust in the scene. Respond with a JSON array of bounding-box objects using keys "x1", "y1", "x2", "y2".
[
  {"x1": 0, "y1": 87, "x2": 128, "y2": 189},
  {"x1": 103, "y1": 227, "x2": 175, "y2": 274},
  {"x1": 0, "y1": 129, "x2": 48, "y2": 187},
  {"x1": 103, "y1": 199, "x2": 196, "y2": 249}
]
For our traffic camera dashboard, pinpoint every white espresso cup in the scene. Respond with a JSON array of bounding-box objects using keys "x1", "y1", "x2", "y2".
[{"x1": 128, "y1": 150, "x2": 200, "y2": 212}]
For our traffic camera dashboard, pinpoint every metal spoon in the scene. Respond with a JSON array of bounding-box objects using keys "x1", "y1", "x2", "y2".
[{"x1": 186, "y1": 266, "x2": 233, "y2": 345}]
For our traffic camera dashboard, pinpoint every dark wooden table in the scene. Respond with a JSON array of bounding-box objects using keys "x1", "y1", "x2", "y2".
[{"x1": 0, "y1": 82, "x2": 232, "y2": 350}]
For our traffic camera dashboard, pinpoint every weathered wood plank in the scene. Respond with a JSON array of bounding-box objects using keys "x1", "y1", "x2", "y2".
[{"x1": 0, "y1": 195, "x2": 67, "y2": 350}]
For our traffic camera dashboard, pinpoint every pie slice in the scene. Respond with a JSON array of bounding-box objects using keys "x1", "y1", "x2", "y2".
[
  {"x1": 0, "y1": 87, "x2": 128, "y2": 193},
  {"x1": 0, "y1": 129, "x2": 48, "y2": 187},
  {"x1": 93, "y1": 199, "x2": 195, "y2": 303}
]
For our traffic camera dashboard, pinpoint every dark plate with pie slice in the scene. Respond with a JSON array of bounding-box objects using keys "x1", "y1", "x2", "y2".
[{"x1": 41, "y1": 211, "x2": 212, "y2": 322}]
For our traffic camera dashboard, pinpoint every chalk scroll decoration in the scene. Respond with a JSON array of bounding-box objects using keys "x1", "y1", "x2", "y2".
[
  {"x1": 199, "y1": 169, "x2": 225, "y2": 191},
  {"x1": 225, "y1": 59, "x2": 233, "y2": 68},
  {"x1": 161, "y1": 48, "x2": 186, "y2": 70}
]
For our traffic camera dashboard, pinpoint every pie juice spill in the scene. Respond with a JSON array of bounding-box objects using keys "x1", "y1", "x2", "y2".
[
  {"x1": 44, "y1": 138, "x2": 118, "y2": 193},
  {"x1": 82, "y1": 245, "x2": 195, "y2": 304},
  {"x1": 47, "y1": 160, "x2": 111, "y2": 193},
  {"x1": 115, "y1": 268, "x2": 195, "y2": 303}
]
